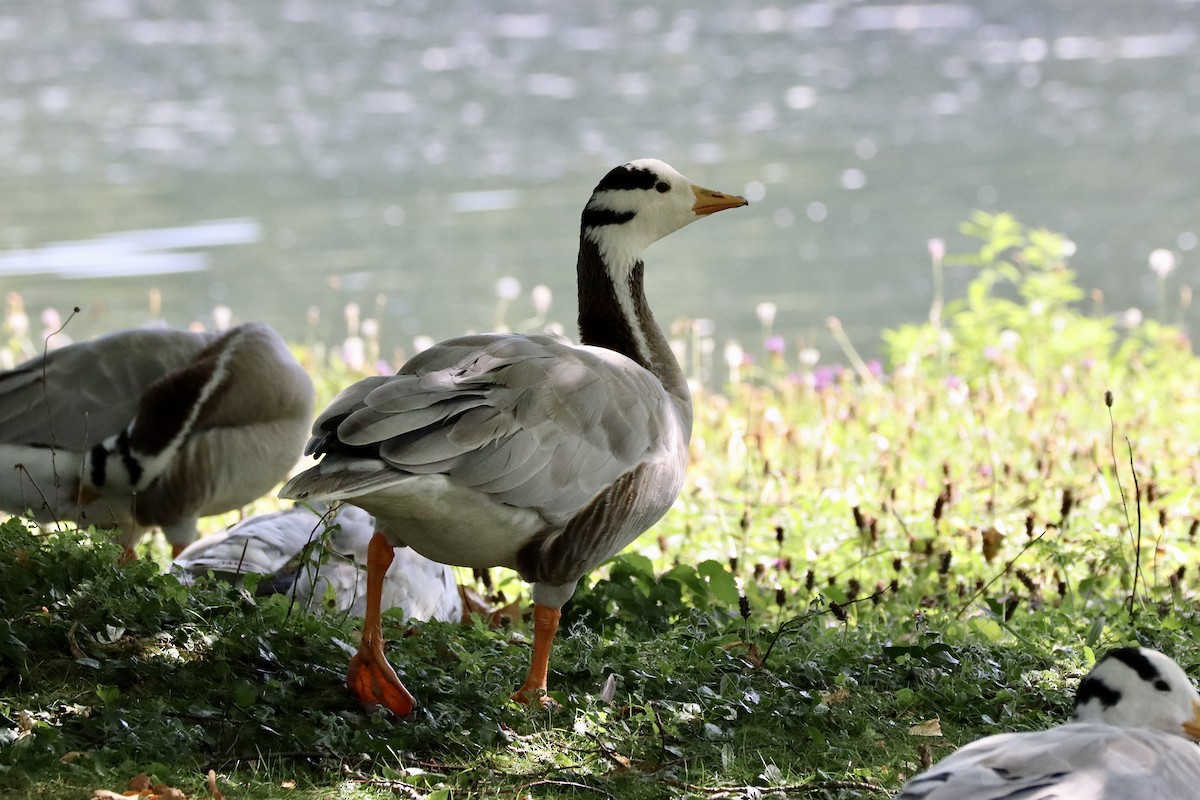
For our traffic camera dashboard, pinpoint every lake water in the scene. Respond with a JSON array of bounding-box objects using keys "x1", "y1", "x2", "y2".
[{"x1": 2, "y1": 0, "x2": 1199, "y2": 380}]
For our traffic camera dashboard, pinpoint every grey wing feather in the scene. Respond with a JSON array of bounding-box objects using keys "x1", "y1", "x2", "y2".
[
  {"x1": 175, "y1": 503, "x2": 462, "y2": 622},
  {"x1": 0, "y1": 328, "x2": 215, "y2": 448},
  {"x1": 323, "y1": 333, "x2": 676, "y2": 522},
  {"x1": 172, "y1": 506, "x2": 324, "y2": 580}
]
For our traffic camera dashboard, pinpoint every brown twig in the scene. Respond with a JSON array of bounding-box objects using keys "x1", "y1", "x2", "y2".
[
  {"x1": 12, "y1": 463, "x2": 59, "y2": 529},
  {"x1": 38, "y1": 307, "x2": 80, "y2": 510},
  {"x1": 516, "y1": 779, "x2": 613, "y2": 798},
  {"x1": 348, "y1": 775, "x2": 425, "y2": 799},
  {"x1": 761, "y1": 586, "x2": 889, "y2": 667},
  {"x1": 663, "y1": 777, "x2": 888, "y2": 798}
]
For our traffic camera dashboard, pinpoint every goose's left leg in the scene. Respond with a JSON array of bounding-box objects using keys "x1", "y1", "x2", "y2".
[
  {"x1": 346, "y1": 532, "x2": 416, "y2": 716},
  {"x1": 511, "y1": 604, "x2": 561, "y2": 707}
]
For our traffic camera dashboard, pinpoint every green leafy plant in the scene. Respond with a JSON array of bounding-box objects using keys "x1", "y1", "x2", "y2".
[{"x1": 4, "y1": 214, "x2": 1200, "y2": 798}]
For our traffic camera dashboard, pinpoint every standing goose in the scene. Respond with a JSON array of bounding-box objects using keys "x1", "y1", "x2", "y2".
[
  {"x1": 280, "y1": 159, "x2": 746, "y2": 714},
  {"x1": 172, "y1": 502, "x2": 463, "y2": 622},
  {"x1": 894, "y1": 647, "x2": 1200, "y2": 799},
  {"x1": 0, "y1": 322, "x2": 314, "y2": 556}
]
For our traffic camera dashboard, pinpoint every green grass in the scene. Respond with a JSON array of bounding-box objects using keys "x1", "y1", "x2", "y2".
[{"x1": 4, "y1": 212, "x2": 1200, "y2": 798}]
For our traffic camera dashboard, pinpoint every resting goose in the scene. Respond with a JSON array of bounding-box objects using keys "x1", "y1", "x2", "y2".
[
  {"x1": 895, "y1": 647, "x2": 1200, "y2": 799},
  {"x1": 172, "y1": 502, "x2": 463, "y2": 621},
  {"x1": 0, "y1": 322, "x2": 314, "y2": 556},
  {"x1": 280, "y1": 159, "x2": 747, "y2": 714}
]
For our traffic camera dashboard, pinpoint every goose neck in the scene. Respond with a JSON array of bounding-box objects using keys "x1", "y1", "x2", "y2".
[{"x1": 576, "y1": 236, "x2": 691, "y2": 411}]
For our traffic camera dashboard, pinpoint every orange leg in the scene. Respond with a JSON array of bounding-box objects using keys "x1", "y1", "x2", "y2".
[
  {"x1": 511, "y1": 604, "x2": 561, "y2": 707},
  {"x1": 346, "y1": 532, "x2": 416, "y2": 717}
]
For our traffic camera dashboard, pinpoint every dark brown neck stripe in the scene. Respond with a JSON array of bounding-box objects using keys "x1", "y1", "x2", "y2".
[{"x1": 575, "y1": 237, "x2": 646, "y2": 368}]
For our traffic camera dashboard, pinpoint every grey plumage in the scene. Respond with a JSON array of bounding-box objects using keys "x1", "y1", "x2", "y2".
[
  {"x1": 281, "y1": 160, "x2": 739, "y2": 610},
  {"x1": 280, "y1": 159, "x2": 747, "y2": 710},
  {"x1": 173, "y1": 503, "x2": 462, "y2": 621},
  {"x1": 0, "y1": 322, "x2": 314, "y2": 551},
  {"x1": 894, "y1": 648, "x2": 1200, "y2": 800}
]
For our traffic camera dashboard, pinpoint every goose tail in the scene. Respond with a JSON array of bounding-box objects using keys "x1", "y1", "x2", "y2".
[{"x1": 279, "y1": 457, "x2": 404, "y2": 503}]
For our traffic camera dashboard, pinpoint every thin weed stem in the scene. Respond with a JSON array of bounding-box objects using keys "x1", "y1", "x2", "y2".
[
  {"x1": 954, "y1": 529, "x2": 1047, "y2": 619},
  {"x1": 1125, "y1": 437, "x2": 1143, "y2": 617},
  {"x1": 1104, "y1": 390, "x2": 1145, "y2": 616}
]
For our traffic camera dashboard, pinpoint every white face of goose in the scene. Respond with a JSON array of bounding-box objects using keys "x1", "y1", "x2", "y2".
[
  {"x1": 1072, "y1": 647, "x2": 1200, "y2": 739},
  {"x1": 583, "y1": 158, "x2": 747, "y2": 277}
]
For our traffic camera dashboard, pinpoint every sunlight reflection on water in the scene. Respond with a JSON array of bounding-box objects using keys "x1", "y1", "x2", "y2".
[{"x1": 1, "y1": 0, "x2": 1198, "y2": 367}]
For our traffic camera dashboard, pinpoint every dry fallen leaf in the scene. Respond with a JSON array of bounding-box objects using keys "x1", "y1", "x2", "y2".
[
  {"x1": 490, "y1": 598, "x2": 523, "y2": 628},
  {"x1": 207, "y1": 770, "x2": 224, "y2": 800},
  {"x1": 90, "y1": 773, "x2": 192, "y2": 800},
  {"x1": 908, "y1": 718, "x2": 943, "y2": 737},
  {"x1": 67, "y1": 621, "x2": 87, "y2": 659},
  {"x1": 821, "y1": 688, "x2": 851, "y2": 707},
  {"x1": 720, "y1": 640, "x2": 764, "y2": 668},
  {"x1": 981, "y1": 526, "x2": 1004, "y2": 563},
  {"x1": 457, "y1": 585, "x2": 491, "y2": 622},
  {"x1": 599, "y1": 673, "x2": 617, "y2": 705}
]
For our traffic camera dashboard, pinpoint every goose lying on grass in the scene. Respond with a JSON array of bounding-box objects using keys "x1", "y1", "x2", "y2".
[
  {"x1": 281, "y1": 159, "x2": 747, "y2": 715},
  {"x1": 895, "y1": 647, "x2": 1200, "y2": 799},
  {"x1": 0, "y1": 322, "x2": 313, "y2": 557},
  {"x1": 172, "y1": 502, "x2": 463, "y2": 622}
]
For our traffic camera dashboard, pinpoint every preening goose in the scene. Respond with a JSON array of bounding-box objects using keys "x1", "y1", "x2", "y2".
[
  {"x1": 280, "y1": 159, "x2": 747, "y2": 714},
  {"x1": 172, "y1": 502, "x2": 463, "y2": 622},
  {"x1": 894, "y1": 647, "x2": 1200, "y2": 799},
  {"x1": 0, "y1": 322, "x2": 314, "y2": 556}
]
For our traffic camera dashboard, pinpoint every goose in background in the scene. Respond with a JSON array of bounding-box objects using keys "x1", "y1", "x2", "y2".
[
  {"x1": 0, "y1": 322, "x2": 314, "y2": 556},
  {"x1": 281, "y1": 159, "x2": 747, "y2": 715},
  {"x1": 894, "y1": 647, "x2": 1200, "y2": 799},
  {"x1": 172, "y1": 502, "x2": 463, "y2": 622}
]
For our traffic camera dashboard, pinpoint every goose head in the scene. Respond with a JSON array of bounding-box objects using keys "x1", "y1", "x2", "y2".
[
  {"x1": 582, "y1": 159, "x2": 747, "y2": 273},
  {"x1": 1073, "y1": 647, "x2": 1200, "y2": 739}
]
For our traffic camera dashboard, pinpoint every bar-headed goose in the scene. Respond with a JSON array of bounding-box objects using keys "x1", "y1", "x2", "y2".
[
  {"x1": 280, "y1": 159, "x2": 747, "y2": 715},
  {"x1": 172, "y1": 502, "x2": 463, "y2": 622},
  {"x1": 895, "y1": 647, "x2": 1200, "y2": 799},
  {"x1": 0, "y1": 322, "x2": 314, "y2": 556}
]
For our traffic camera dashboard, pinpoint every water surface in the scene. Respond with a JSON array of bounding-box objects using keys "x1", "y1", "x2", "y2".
[{"x1": 3, "y1": 0, "x2": 1198, "y2": 376}]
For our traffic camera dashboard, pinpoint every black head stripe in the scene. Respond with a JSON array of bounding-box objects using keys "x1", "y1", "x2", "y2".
[
  {"x1": 1107, "y1": 647, "x2": 1171, "y2": 692},
  {"x1": 116, "y1": 430, "x2": 144, "y2": 486},
  {"x1": 582, "y1": 208, "x2": 636, "y2": 229},
  {"x1": 89, "y1": 442, "x2": 109, "y2": 487},
  {"x1": 593, "y1": 164, "x2": 659, "y2": 193},
  {"x1": 1075, "y1": 676, "x2": 1122, "y2": 709}
]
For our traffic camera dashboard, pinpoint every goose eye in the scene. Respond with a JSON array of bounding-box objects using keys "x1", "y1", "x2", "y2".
[{"x1": 655, "y1": 181, "x2": 670, "y2": 193}]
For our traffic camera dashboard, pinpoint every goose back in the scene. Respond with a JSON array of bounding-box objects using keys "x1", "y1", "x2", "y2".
[{"x1": 0, "y1": 322, "x2": 314, "y2": 547}]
